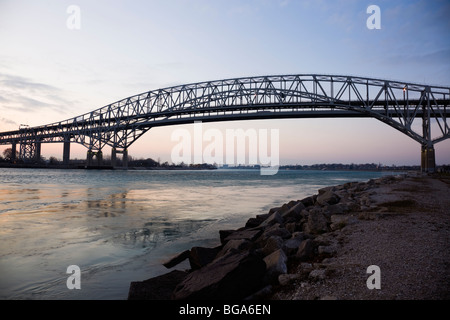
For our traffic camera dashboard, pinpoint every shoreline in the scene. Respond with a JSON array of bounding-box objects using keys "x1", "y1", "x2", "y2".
[
  {"x1": 271, "y1": 172, "x2": 450, "y2": 300},
  {"x1": 128, "y1": 172, "x2": 450, "y2": 300},
  {"x1": 0, "y1": 162, "x2": 422, "y2": 174}
]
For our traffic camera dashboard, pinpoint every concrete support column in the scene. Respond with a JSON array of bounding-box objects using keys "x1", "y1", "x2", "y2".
[
  {"x1": 110, "y1": 147, "x2": 128, "y2": 168},
  {"x1": 96, "y1": 150, "x2": 103, "y2": 166},
  {"x1": 87, "y1": 150, "x2": 94, "y2": 166},
  {"x1": 111, "y1": 147, "x2": 117, "y2": 167},
  {"x1": 11, "y1": 142, "x2": 17, "y2": 163},
  {"x1": 421, "y1": 145, "x2": 436, "y2": 173},
  {"x1": 63, "y1": 141, "x2": 71, "y2": 166},
  {"x1": 122, "y1": 148, "x2": 128, "y2": 168},
  {"x1": 34, "y1": 141, "x2": 41, "y2": 162},
  {"x1": 86, "y1": 149, "x2": 104, "y2": 167}
]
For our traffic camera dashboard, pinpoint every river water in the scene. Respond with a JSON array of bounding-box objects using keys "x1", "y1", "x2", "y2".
[{"x1": 0, "y1": 168, "x2": 395, "y2": 300}]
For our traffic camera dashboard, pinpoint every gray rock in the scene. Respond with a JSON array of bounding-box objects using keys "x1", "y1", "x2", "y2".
[
  {"x1": 259, "y1": 211, "x2": 284, "y2": 227},
  {"x1": 172, "y1": 251, "x2": 266, "y2": 300},
  {"x1": 326, "y1": 203, "x2": 349, "y2": 215},
  {"x1": 245, "y1": 217, "x2": 263, "y2": 229},
  {"x1": 278, "y1": 273, "x2": 303, "y2": 286},
  {"x1": 281, "y1": 201, "x2": 305, "y2": 223},
  {"x1": 299, "y1": 262, "x2": 314, "y2": 272},
  {"x1": 316, "y1": 190, "x2": 341, "y2": 206},
  {"x1": 277, "y1": 203, "x2": 293, "y2": 215},
  {"x1": 282, "y1": 233, "x2": 305, "y2": 256},
  {"x1": 163, "y1": 250, "x2": 191, "y2": 269},
  {"x1": 245, "y1": 213, "x2": 271, "y2": 228},
  {"x1": 304, "y1": 208, "x2": 329, "y2": 234},
  {"x1": 330, "y1": 215, "x2": 358, "y2": 231},
  {"x1": 318, "y1": 186, "x2": 336, "y2": 195},
  {"x1": 309, "y1": 269, "x2": 326, "y2": 281},
  {"x1": 353, "y1": 182, "x2": 369, "y2": 192},
  {"x1": 300, "y1": 195, "x2": 316, "y2": 207},
  {"x1": 128, "y1": 270, "x2": 188, "y2": 300},
  {"x1": 189, "y1": 246, "x2": 221, "y2": 270},
  {"x1": 216, "y1": 239, "x2": 251, "y2": 259},
  {"x1": 285, "y1": 222, "x2": 298, "y2": 233},
  {"x1": 219, "y1": 230, "x2": 235, "y2": 244},
  {"x1": 260, "y1": 236, "x2": 284, "y2": 257},
  {"x1": 258, "y1": 223, "x2": 291, "y2": 242},
  {"x1": 224, "y1": 228, "x2": 262, "y2": 243},
  {"x1": 268, "y1": 207, "x2": 280, "y2": 214},
  {"x1": 263, "y1": 249, "x2": 288, "y2": 284},
  {"x1": 318, "y1": 245, "x2": 337, "y2": 256},
  {"x1": 296, "y1": 239, "x2": 314, "y2": 261}
]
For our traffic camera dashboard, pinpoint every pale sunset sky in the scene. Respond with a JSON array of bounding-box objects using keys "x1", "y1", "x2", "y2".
[{"x1": 0, "y1": 0, "x2": 449, "y2": 165}]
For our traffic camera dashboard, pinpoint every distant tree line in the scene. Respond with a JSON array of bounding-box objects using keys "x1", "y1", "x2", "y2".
[{"x1": 1, "y1": 148, "x2": 448, "y2": 172}]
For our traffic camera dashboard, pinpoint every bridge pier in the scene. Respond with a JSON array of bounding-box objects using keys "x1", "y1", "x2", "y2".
[
  {"x1": 86, "y1": 150, "x2": 93, "y2": 166},
  {"x1": 111, "y1": 148, "x2": 117, "y2": 167},
  {"x1": 111, "y1": 147, "x2": 128, "y2": 168},
  {"x1": 421, "y1": 145, "x2": 436, "y2": 173},
  {"x1": 63, "y1": 141, "x2": 71, "y2": 166},
  {"x1": 35, "y1": 141, "x2": 41, "y2": 162},
  {"x1": 19, "y1": 140, "x2": 41, "y2": 163},
  {"x1": 11, "y1": 142, "x2": 17, "y2": 163},
  {"x1": 86, "y1": 149, "x2": 103, "y2": 167}
]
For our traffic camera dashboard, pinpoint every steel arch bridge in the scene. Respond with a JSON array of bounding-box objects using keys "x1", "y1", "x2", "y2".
[{"x1": 0, "y1": 74, "x2": 449, "y2": 171}]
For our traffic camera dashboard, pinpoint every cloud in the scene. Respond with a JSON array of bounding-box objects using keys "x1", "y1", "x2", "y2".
[
  {"x1": 0, "y1": 73, "x2": 59, "y2": 92},
  {"x1": 0, "y1": 73, "x2": 76, "y2": 117},
  {"x1": 0, "y1": 117, "x2": 17, "y2": 126}
]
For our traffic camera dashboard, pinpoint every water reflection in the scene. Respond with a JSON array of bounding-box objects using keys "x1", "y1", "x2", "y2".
[
  {"x1": 0, "y1": 168, "x2": 393, "y2": 299},
  {"x1": 84, "y1": 190, "x2": 129, "y2": 217}
]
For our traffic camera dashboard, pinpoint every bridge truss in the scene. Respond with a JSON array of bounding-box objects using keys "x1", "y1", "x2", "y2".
[{"x1": 0, "y1": 74, "x2": 449, "y2": 171}]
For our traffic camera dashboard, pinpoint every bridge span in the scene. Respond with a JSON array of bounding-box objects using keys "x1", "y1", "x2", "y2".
[{"x1": 0, "y1": 74, "x2": 449, "y2": 172}]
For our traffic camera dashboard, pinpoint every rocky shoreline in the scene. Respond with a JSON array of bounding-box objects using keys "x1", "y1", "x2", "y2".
[{"x1": 127, "y1": 173, "x2": 450, "y2": 300}]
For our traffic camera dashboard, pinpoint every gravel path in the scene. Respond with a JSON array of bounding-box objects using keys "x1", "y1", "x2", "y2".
[{"x1": 271, "y1": 174, "x2": 450, "y2": 300}]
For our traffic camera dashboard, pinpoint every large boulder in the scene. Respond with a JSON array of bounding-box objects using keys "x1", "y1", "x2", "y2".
[
  {"x1": 296, "y1": 238, "x2": 315, "y2": 261},
  {"x1": 304, "y1": 208, "x2": 329, "y2": 234},
  {"x1": 257, "y1": 223, "x2": 291, "y2": 244},
  {"x1": 128, "y1": 270, "x2": 188, "y2": 300},
  {"x1": 330, "y1": 215, "x2": 358, "y2": 231},
  {"x1": 223, "y1": 228, "x2": 262, "y2": 243},
  {"x1": 259, "y1": 211, "x2": 284, "y2": 227},
  {"x1": 282, "y1": 233, "x2": 305, "y2": 256},
  {"x1": 316, "y1": 190, "x2": 341, "y2": 206},
  {"x1": 300, "y1": 195, "x2": 316, "y2": 207},
  {"x1": 215, "y1": 239, "x2": 251, "y2": 259},
  {"x1": 326, "y1": 203, "x2": 349, "y2": 215},
  {"x1": 172, "y1": 251, "x2": 266, "y2": 300},
  {"x1": 245, "y1": 213, "x2": 271, "y2": 228},
  {"x1": 280, "y1": 201, "x2": 305, "y2": 223},
  {"x1": 219, "y1": 230, "x2": 235, "y2": 244},
  {"x1": 260, "y1": 236, "x2": 284, "y2": 257},
  {"x1": 189, "y1": 246, "x2": 221, "y2": 270},
  {"x1": 163, "y1": 250, "x2": 191, "y2": 269},
  {"x1": 263, "y1": 249, "x2": 288, "y2": 284}
]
